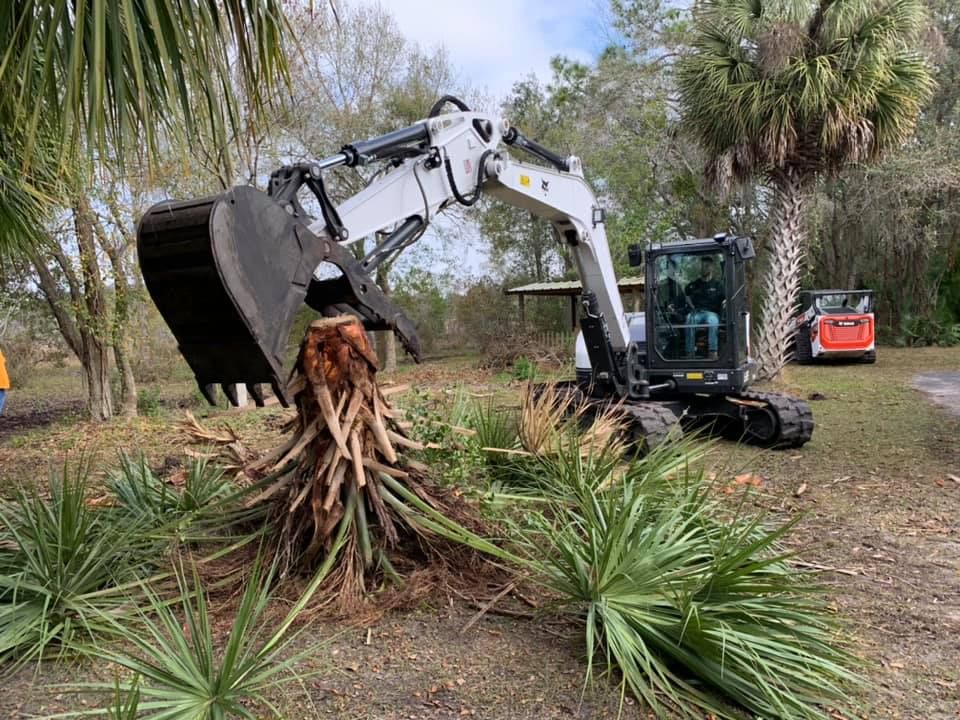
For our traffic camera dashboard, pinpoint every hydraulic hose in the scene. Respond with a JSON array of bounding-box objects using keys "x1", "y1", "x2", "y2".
[{"x1": 428, "y1": 95, "x2": 471, "y2": 117}]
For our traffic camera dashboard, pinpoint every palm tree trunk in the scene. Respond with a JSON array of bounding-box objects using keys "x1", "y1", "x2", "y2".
[{"x1": 754, "y1": 168, "x2": 808, "y2": 380}]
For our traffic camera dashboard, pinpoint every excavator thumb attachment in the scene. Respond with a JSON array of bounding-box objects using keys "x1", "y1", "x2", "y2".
[{"x1": 137, "y1": 186, "x2": 422, "y2": 407}]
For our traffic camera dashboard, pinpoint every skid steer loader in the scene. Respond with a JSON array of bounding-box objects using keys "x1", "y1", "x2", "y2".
[
  {"x1": 791, "y1": 290, "x2": 876, "y2": 364},
  {"x1": 137, "y1": 96, "x2": 813, "y2": 450}
]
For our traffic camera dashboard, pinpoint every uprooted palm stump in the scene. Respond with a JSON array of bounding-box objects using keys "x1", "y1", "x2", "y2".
[{"x1": 243, "y1": 316, "x2": 462, "y2": 608}]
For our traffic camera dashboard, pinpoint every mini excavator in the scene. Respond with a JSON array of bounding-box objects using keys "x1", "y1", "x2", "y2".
[{"x1": 137, "y1": 96, "x2": 813, "y2": 450}]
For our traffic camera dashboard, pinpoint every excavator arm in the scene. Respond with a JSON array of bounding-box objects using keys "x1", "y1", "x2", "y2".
[{"x1": 137, "y1": 97, "x2": 638, "y2": 407}]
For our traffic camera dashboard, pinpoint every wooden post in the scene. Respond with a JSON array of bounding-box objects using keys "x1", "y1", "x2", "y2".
[
  {"x1": 569, "y1": 294, "x2": 578, "y2": 330},
  {"x1": 519, "y1": 294, "x2": 526, "y2": 327}
]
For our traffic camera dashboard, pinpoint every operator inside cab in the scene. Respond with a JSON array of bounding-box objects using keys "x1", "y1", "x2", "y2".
[
  {"x1": 657, "y1": 257, "x2": 688, "y2": 325},
  {"x1": 684, "y1": 256, "x2": 724, "y2": 360},
  {"x1": 654, "y1": 252, "x2": 727, "y2": 362}
]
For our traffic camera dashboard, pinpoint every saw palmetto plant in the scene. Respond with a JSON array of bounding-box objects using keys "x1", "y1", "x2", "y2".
[
  {"x1": 504, "y1": 432, "x2": 860, "y2": 719},
  {"x1": 107, "y1": 454, "x2": 236, "y2": 536},
  {"x1": 64, "y1": 544, "x2": 345, "y2": 720},
  {"x1": 0, "y1": 464, "x2": 166, "y2": 670},
  {"x1": 678, "y1": 0, "x2": 934, "y2": 379}
]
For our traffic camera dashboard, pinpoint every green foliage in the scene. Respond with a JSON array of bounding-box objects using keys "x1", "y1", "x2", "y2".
[
  {"x1": 399, "y1": 388, "x2": 484, "y2": 486},
  {"x1": 69, "y1": 551, "x2": 341, "y2": 720},
  {"x1": 464, "y1": 398, "x2": 523, "y2": 483},
  {"x1": 512, "y1": 356, "x2": 537, "y2": 381},
  {"x1": 889, "y1": 314, "x2": 960, "y2": 347},
  {"x1": 678, "y1": 0, "x2": 935, "y2": 182},
  {"x1": 503, "y1": 436, "x2": 861, "y2": 719},
  {"x1": 136, "y1": 387, "x2": 162, "y2": 418},
  {"x1": 392, "y1": 268, "x2": 451, "y2": 354},
  {"x1": 0, "y1": 1, "x2": 292, "y2": 254},
  {"x1": 107, "y1": 455, "x2": 234, "y2": 536},
  {"x1": 0, "y1": 464, "x2": 162, "y2": 669}
]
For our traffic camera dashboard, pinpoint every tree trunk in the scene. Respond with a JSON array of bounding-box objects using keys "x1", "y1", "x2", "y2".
[
  {"x1": 74, "y1": 197, "x2": 115, "y2": 420},
  {"x1": 244, "y1": 316, "x2": 444, "y2": 608},
  {"x1": 113, "y1": 344, "x2": 137, "y2": 418},
  {"x1": 81, "y1": 333, "x2": 114, "y2": 421},
  {"x1": 100, "y1": 230, "x2": 138, "y2": 418},
  {"x1": 754, "y1": 168, "x2": 808, "y2": 380},
  {"x1": 376, "y1": 264, "x2": 398, "y2": 372}
]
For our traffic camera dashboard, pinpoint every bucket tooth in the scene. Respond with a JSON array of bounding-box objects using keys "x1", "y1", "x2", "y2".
[
  {"x1": 201, "y1": 383, "x2": 218, "y2": 406},
  {"x1": 222, "y1": 383, "x2": 240, "y2": 407},
  {"x1": 247, "y1": 383, "x2": 265, "y2": 407},
  {"x1": 271, "y1": 380, "x2": 290, "y2": 407}
]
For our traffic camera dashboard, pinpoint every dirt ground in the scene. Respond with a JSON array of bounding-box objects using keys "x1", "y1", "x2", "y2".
[{"x1": 1, "y1": 347, "x2": 958, "y2": 719}]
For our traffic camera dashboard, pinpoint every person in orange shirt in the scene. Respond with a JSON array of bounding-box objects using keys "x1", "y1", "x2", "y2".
[{"x1": 0, "y1": 346, "x2": 9, "y2": 415}]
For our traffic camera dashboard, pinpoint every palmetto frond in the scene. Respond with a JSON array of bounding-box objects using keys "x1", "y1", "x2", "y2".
[
  {"x1": 0, "y1": 0, "x2": 292, "y2": 253},
  {"x1": 679, "y1": 0, "x2": 935, "y2": 181}
]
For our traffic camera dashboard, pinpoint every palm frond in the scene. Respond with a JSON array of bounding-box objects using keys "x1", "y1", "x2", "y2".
[
  {"x1": 0, "y1": 463, "x2": 167, "y2": 671},
  {"x1": 502, "y1": 437, "x2": 862, "y2": 719},
  {"x1": 59, "y1": 547, "x2": 343, "y2": 720},
  {"x1": 0, "y1": 0, "x2": 291, "y2": 163},
  {"x1": 678, "y1": 0, "x2": 934, "y2": 178}
]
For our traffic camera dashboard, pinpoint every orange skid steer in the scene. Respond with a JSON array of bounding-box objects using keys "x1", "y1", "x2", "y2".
[{"x1": 791, "y1": 290, "x2": 876, "y2": 364}]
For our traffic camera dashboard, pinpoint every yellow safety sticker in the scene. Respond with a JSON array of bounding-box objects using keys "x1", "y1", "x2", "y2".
[
  {"x1": 520, "y1": 175, "x2": 531, "y2": 187},
  {"x1": 686, "y1": 372, "x2": 704, "y2": 380}
]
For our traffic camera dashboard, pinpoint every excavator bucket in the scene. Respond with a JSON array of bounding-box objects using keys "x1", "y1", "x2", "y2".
[{"x1": 137, "y1": 186, "x2": 421, "y2": 407}]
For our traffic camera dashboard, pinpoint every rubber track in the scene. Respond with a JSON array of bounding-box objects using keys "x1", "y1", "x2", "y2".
[
  {"x1": 619, "y1": 402, "x2": 681, "y2": 452},
  {"x1": 741, "y1": 391, "x2": 814, "y2": 448},
  {"x1": 544, "y1": 383, "x2": 681, "y2": 454},
  {"x1": 793, "y1": 328, "x2": 813, "y2": 364}
]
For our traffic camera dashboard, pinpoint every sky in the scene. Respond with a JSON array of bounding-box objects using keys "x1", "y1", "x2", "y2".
[
  {"x1": 374, "y1": 0, "x2": 611, "y2": 104},
  {"x1": 371, "y1": 0, "x2": 613, "y2": 282}
]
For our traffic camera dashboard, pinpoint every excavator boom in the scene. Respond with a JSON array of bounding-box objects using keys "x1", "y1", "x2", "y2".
[{"x1": 137, "y1": 97, "x2": 629, "y2": 405}]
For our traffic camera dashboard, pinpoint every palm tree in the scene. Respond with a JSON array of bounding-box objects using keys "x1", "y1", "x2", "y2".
[
  {"x1": 678, "y1": 0, "x2": 934, "y2": 379},
  {"x1": 0, "y1": 0, "x2": 293, "y2": 254}
]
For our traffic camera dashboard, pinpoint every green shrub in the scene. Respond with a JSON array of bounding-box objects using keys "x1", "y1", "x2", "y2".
[
  {"x1": 503, "y1": 436, "x2": 861, "y2": 719},
  {"x1": 136, "y1": 387, "x2": 163, "y2": 417},
  {"x1": 70, "y1": 550, "x2": 342, "y2": 720},
  {"x1": 0, "y1": 465, "x2": 162, "y2": 668},
  {"x1": 513, "y1": 356, "x2": 536, "y2": 381},
  {"x1": 107, "y1": 454, "x2": 235, "y2": 538}
]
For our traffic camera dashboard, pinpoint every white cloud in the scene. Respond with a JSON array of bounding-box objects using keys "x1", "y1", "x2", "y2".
[{"x1": 372, "y1": 0, "x2": 601, "y2": 102}]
